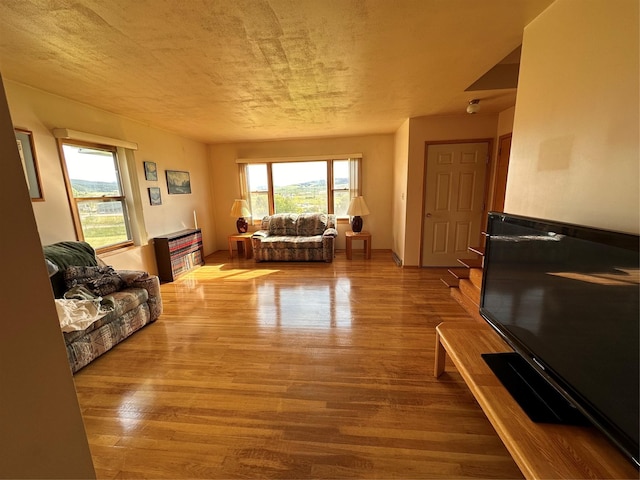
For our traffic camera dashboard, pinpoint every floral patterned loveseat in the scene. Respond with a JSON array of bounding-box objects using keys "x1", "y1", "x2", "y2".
[
  {"x1": 252, "y1": 213, "x2": 337, "y2": 262},
  {"x1": 43, "y1": 241, "x2": 162, "y2": 373}
]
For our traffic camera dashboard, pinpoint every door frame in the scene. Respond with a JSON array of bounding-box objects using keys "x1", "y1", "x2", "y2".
[
  {"x1": 420, "y1": 138, "x2": 494, "y2": 267},
  {"x1": 489, "y1": 133, "x2": 513, "y2": 213}
]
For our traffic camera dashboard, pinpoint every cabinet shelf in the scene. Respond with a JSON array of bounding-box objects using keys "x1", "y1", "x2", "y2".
[{"x1": 153, "y1": 228, "x2": 204, "y2": 282}]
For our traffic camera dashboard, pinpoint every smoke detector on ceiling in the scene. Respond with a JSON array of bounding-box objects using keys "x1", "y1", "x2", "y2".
[{"x1": 466, "y1": 99, "x2": 480, "y2": 114}]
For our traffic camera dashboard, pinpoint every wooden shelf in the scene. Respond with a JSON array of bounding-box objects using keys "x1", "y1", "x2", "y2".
[
  {"x1": 153, "y1": 228, "x2": 204, "y2": 282},
  {"x1": 434, "y1": 321, "x2": 637, "y2": 479}
]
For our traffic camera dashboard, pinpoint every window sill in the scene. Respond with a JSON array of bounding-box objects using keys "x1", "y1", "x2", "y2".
[{"x1": 95, "y1": 241, "x2": 135, "y2": 256}]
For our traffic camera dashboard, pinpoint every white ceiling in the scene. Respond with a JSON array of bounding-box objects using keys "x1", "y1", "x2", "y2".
[{"x1": 0, "y1": 0, "x2": 554, "y2": 143}]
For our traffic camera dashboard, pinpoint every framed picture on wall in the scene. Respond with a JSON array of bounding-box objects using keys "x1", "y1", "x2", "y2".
[
  {"x1": 144, "y1": 161, "x2": 158, "y2": 181},
  {"x1": 148, "y1": 187, "x2": 162, "y2": 205},
  {"x1": 14, "y1": 128, "x2": 44, "y2": 201},
  {"x1": 166, "y1": 170, "x2": 191, "y2": 194}
]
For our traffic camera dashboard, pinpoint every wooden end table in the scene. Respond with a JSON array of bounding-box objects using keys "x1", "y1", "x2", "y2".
[
  {"x1": 228, "y1": 232, "x2": 253, "y2": 259},
  {"x1": 345, "y1": 231, "x2": 371, "y2": 259}
]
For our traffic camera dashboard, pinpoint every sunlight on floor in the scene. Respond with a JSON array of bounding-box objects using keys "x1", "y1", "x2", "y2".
[
  {"x1": 167, "y1": 264, "x2": 281, "y2": 284},
  {"x1": 158, "y1": 259, "x2": 361, "y2": 330},
  {"x1": 256, "y1": 279, "x2": 352, "y2": 329},
  {"x1": 117, "y1": 389, "x2": 154, "y2": 434},
  {"x1": 196, "y1": 264, "x2": 281, "y2": 281}
]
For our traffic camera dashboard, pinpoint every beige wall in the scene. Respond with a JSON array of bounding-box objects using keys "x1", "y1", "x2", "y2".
[
  {"x1": 392, "y1": 119, "x2": 410, "y2": 262},
  {"x1": 497, "y1": 106, "x2": 515, "y2": 138},
  {"x1": 507, "y1": 0, "x2": 639, "y2": 233},
  {"x1": 0, "y1": 76, "x2": 95, "y2": 478},
  {"x1": 5, "y1": 80, "x2": 215, "y2": 273},
  {"x1": 209, "y1": 135, "x2": 395, "y2": 252},
  {"x1": 401, "y1": 114, "x2": 500, "y2": 266},
  {"x1": 483, "y1": 106, "x2": 516, "y2": 215}
]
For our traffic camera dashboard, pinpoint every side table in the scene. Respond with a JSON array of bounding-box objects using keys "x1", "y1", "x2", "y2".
[
  {"x1": 228, "y1": 232, "x2": 253, "y2": 259},
  {"x1": 345, "y1": 231, "x2": 371, "y2": 259}
]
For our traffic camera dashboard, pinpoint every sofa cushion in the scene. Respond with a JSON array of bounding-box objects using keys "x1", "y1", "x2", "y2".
[
  {"x1": 296, "y1": 213, "x2": 328, "y2": 236},
  {"x1": 65, "y1": 302, "x2": 151, "y2": 372},
  {"x1": 259, "y1": 235, "x2": 323, "y2": 249},
  {"x1": 117, "y1": 270, "x2": 148, "y2": 286},
  {"x1": 268, "y1": 214, "x2": 298, "y2": 235},
  {"x1": 109, "y1": 288, "x2": 149, "y2": 317}
]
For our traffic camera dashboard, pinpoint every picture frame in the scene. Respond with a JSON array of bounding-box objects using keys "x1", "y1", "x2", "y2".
[
  {"x1": 166, "y1": 170, "x2": 191, "y2": 194},
  {"x1": 15, "y1": 128, "x2": 43, "y2": 201},
  {"x1": 144, "y1": 161, "x2": 158, "y2": 181},
  {"x1": 148, "y1": 187, "x2": 162, "y2": 206}
]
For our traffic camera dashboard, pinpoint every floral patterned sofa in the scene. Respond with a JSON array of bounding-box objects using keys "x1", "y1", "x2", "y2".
[
  {"x1": 251, "y1": 213, "x2": 337, "y2": 262},
  {"x1": 43, "y1": 241, "x2": 162, "y2": 373}
]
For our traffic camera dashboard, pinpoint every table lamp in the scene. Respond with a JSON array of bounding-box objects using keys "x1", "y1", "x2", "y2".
[
  {"x1": 346, "y1": 196, "x2": 370, "y2": 233},
  {"x1": 230, "y1": 199, "x2": 250, "y2": 233}
]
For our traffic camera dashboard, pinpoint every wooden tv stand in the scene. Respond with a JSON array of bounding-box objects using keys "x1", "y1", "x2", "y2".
[{"x1": 434, "y1": 322, "x2": 637, "y2": 479}]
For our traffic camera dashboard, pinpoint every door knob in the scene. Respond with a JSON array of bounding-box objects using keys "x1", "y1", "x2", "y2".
[{"x1": 426, "y1": 213, "x2": 432, "y2": 218}]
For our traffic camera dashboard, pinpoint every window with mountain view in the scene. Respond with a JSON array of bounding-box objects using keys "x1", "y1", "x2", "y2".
[
  {"x1": 272, "y1": 161, "x2": 327, "y2": 214},
  {"x1": 332, "y1": 160, "x2": 350, "y2": 216},
  {"x1": 243, "y1": 158, "x2": 356, "y2": 222},
  {"x1": 60, "y1": 142, "x2": 132, "y2": 250}
]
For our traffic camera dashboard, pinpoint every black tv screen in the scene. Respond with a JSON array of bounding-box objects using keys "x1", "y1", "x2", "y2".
[{"x1": 480, "y1": 212, "x2": 639, "y2": 467}]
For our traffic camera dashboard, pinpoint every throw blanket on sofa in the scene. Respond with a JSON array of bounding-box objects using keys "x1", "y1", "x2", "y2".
[
  {"x1": 43, "y1": 241, "x2": 98, "y2": 298},
  {"x1": 55, "y1": 286, "x2": 115, "y2": 333},
  {"x1": 65, "y1": 265, "x2": 124, "y2": 296}
]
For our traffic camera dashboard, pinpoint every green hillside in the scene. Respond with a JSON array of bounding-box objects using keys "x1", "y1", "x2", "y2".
[{"x1": 71, "y1": 178, "x2": 119, "y2": 197}]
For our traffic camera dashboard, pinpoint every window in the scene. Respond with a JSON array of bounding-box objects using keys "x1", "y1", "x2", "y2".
[
  {"x1": 246, "y1": 163, "x2": 270, "y2": 220},
  {"x1": 272, "y1": 161, "x2": 327, "y2": 214},
  {"x1": 59, "y1": 142, "x2": 133, "y2": 251},
  {"x1": 241, "y1": 157, "x2": 361, "y2": 222},
  {"x1": 332, "y1": 160, "x2": 350, "y2": 216}
]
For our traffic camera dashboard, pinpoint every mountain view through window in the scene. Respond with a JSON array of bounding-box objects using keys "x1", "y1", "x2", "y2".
[{"x1": 61, "y1": 143, "x2": 131, "y2": 249}]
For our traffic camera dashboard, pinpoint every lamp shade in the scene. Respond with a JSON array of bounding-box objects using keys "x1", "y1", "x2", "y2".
[
  {"x1": 346, "y1": 196, "x2": 370, "y2": 217},
  {"x1": 230, "y1": 199, "x2": 250, "y2": 218}
]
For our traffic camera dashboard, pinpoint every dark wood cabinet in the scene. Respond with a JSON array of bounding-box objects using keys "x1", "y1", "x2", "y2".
[{"x1": 153, "y1": 229, "x2": 204, "y2": 282}]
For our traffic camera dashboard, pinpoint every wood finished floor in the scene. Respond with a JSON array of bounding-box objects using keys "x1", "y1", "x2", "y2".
[{"x1": 73, "y1": 250, "x2": 523, "y2": 479}]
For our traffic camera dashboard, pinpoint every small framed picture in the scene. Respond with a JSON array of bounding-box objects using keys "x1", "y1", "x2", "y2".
[
  {"x1": 166, "y1": 170, "x2": 191, "y2": 194},
  {"x1": 148, "y1": 187, "x2": 162, "y2": 205},
  {"x1": 15, "y1": 128, "x2": 44, "y2": 201},
  {"x1": 144, "y1": 161, "x2": 158, "y2": 181}
]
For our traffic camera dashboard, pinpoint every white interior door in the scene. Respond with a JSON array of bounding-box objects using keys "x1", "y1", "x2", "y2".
[{"x1": 422, "y1": 142, "x2": 488, "y2": 267}]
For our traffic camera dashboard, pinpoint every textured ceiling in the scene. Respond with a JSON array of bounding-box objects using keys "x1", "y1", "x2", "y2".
[{"x1": 0, "y1": 0, "x2": 554, "y2": 143}]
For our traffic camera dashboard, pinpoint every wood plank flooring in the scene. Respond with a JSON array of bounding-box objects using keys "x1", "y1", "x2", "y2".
[{"x1": 73, "y1": 250, "x2": 523, "y2": 479}]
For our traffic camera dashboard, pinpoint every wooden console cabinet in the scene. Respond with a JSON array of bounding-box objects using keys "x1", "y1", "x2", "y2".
[
  {"x1": 434, "y1": 321, "x2": 637, "y2": 479},
  {"x1": 153, "y1": 228, "x2": 204, "y2": 282}
]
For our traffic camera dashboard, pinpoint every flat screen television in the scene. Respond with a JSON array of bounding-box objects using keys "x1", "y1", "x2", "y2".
[{"x1": 480, "y1": 212, "x2": 639, "y2": 468}]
